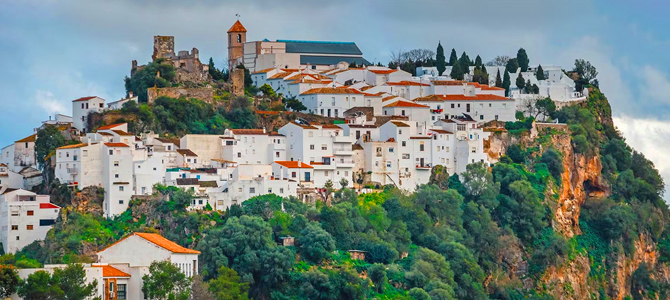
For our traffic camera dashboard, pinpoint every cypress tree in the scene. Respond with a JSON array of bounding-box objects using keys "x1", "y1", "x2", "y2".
[
  {"x1": 459, "y1": 52, "x2": 471, "y2": 66},
  {"x1": 448, "y1": 49, "x2": 458, "y2": 66},
  {"x1": 526, "y1": 79, "x2": 532, "y2": 92},
  {"x1": 503, "y1": 70, "x2": 511, "y2": 96},
  {"x1": 495, "y1": 69, "x2": 503, "y2": 87},
  {"x1": 517, "y1": 48, "x2": 529, "y2": 72},
  {"x1": 536, "y1": 64, "x2": 546, "y2": 80},
  {"x1": 475, "y1": 55, "x2": 483, "y2": 68},
  {"x1": 450, "y1": 61, "x2": 464, "y2": 80},
  {"x1": 436, "y1": 42, "x2": 446, "y2": 76},
  {"x1": 516, "y1": 72, "x2": 526, "y2": 90},
  {"x1": 505, "y1": 58, "x2": 519, "y2": 73}
]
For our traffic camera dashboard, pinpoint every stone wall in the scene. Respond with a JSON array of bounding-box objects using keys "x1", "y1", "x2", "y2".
[
  {"x1": 147, "y1": 87, "x2": 214, "y2": 103},
  {"x1": 231, "y1": 69, "x2": 245, "y2": 96}
]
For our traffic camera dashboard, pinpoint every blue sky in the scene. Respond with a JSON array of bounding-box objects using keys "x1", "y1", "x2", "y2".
[{"x1": 2, "y1": 0, "x2": 670, "y2": 196}]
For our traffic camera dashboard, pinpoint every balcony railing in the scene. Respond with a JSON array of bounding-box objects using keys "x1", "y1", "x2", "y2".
[
  {"x1": 67, "y1": 168, "x2": 78, "y2": 174},
  {"x1": 416, "y1": 163, "x2": 432, "y2": 169}
]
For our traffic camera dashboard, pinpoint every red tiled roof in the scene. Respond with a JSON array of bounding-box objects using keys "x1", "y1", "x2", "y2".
[
  {"x1": 112, "y1": 130, "x2": 134, "y2": 136},
  {"x1": 231, "y1": 129, "x2": 267, "y2": 135},
  {"x1": 227, "y1": 20, "x2": 247, "y2": 33},
  {"x1": 39, "y1": 203, "x2": 60, "y2": 209},
  {"x1": 93, "y1": 265, "x2": 131, "y2": 278},
  {"x1": 390, "y1": 121, "x2": 410, "y2": 127},
  {"x1": 177, "y1": 149, "x2": 198, "y2": 156},
  {"x1": 414, "y1": 94, "x2": 510, "y2": 101},
  {"x1": 385, "y1": 81, "x2": 430, "y2": 86},
  {"x1": 98, "y1": 123, "x2": 125, "y2": 130},
  {"x1": 15, "y1": 134, "x2": 37, "y2": 143},
  {"x1": 252, "y1": 68, "x2": 276, "y2": 74},
  {"x1": 383, "y1": 101, "x2": 429, "y2": 108},
  {"x1": 56, "y1": 143, "x2": 88, "y2": 150},
  {"x1": 430, "y1": 129, "x2": 453, "y2": 134},
  {"x1": 72, "y1": 96, "x2": 98, "y2": 102},
  {"x1": 273, "y1": 161, "x2": 314, "y2": 169},
  {"x1": 98, "y1": 232, "x2": 200, "y2": 254},
  {"x1": 368, "y1": 69, "x2": 397, "y2": 75},
  {"x1": 321, "y1": 124, "x2": 342, "y2": 129},
  {"x1": 104, "y1": 143, "x2": 129, "y2": 148},
  {"x1": 431, "y1": 80, "x2": 465, "y2": 86},
  {"x1": 467, "y1": 82, "x2": 505, "y2": 90},
  {"x1": 301, "y1": 87, "x2": 364, "y2": 95},
  {"x1": 410, "y1": 136, "x2": 432, "y2": 139}
]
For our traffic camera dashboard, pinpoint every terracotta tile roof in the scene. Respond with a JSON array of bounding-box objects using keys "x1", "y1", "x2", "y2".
[
  {"x1": 0, "y1": 163, "x2": 6, "y2": 167},
  {"x1": 383, "y1": 101, "x2": 429, "y2": 108},
  {"x1": 290, "y1": 122, "x2": 318, "y2": 130},
  {"x1": 98, "y1": 132, "x2": 114, "y2": 136},
  {"x1": 386, "y1": 137, "x2": 396, "y2": 142},
  {"x1": 385, "y1": 81, "x2": 430, "y2": 86},
  {"x1": 155, "y1": 138, "x2": 180, "y2": 147},
  {"x1": 414, "y1": 94, "x2": 510, "y2": 101},
  {"x1": 227, "y1": 20, "x2": 247, "y2": 33},
  {"x1": 112, "y1": 130, "x2": 134, "y2": 136},
  {"x1": 410, "y1": 136, "x2": 432, "y2": 139},
  {"x1": 288, "y1": 79, "x2": 332, "y2": 85},
  {"x1": 104, "y1": 143, "x2": 129, "y2": 148},
  {"x1": 98, "y1": 232, "x2": 200, "y2": 254},
  {"x1": 352, "y1": 144, "x2": 364, "y2": 150},
  {"x1": 467, "y1": 82, "x2": 505, "y2": 90},
  {"x1": 40, "y1": 203, "x2": 60, "y2": 209},
  {"x1": 431, "y1": 80, "x2": 465, "y2": 86},
  {"x1": 368, "y1": 69, "x2": 397, "y2": 75},
  {"x1": 56, "y1": 143, "x2": 88, "y2": 150},
  {"x1": 430, "y1": 129, "x2": 453, "y2": 134},
  {"x1": 391, "y1": 121, "x2": 410, "y2": 127},
  {"x1": 177, "y1": 149, "x2": 198, "y2": 156},
  {"x1": 382, "y1": 96, "x2": 398, "y2": 102},
  {"x1": 211, "y1": 159, "x2": 237, "y2": 164},
  {"x1": 268, "y1": 72, "x2": 293, "y2": 79},
  {"x1": 231, "y1": 129, "x2": 267, "y2": 135},
  {"x1": 273, "y1": 161, "x2": 314, "y2": 169},
  {"x1": 72, "y1": 96, "x2": 98, "y2": 102},
  {"x1": 199, "y1": 181, "x2": 218, "y2": 188},
  {"x1": 348, "y1": 124, "x2": 379, "y2": 128},
  {"x1": 176, "y1": 178, "x2": 199, "y2": 185},
  {"x1": 301, "y1": 87, "x2": 364, "y2": 95},
  {"x1": 252, "y1": 68, "x2": 276, "y2": 74},
  {"x1": 93, "y1": 265, "x2": 131, "y2": 278},
  {"x1": 321, "y1": 124, "x2": 342, "y2": 129},
  {"x1": 15, "y1": 134, "x2": 37, "y2": 143},
  {"x1": 359, "y1": 86, "x2": 375, "y2": 91},
  {"x1": 98, "y1": 123, "x2": 125, "y2": 130}
]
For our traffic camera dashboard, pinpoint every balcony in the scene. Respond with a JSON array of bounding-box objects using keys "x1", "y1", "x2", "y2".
[
  {"x1": 67, "y1": 168, "x2": 78, "y2": 175},
  {"x1": 337, "y1": 160, "x2": 355, "y2": 168},
  {"x1": 333, "y1": 135, "x2": 354, "y2": 143},
  {"x1": 273, "y1": 143, "x2": 286, "y2": 150},
  {"x1": 430, "y1": 108, "x2": 443, "y2": 114},
  {"x1": 416, "y1": 163, "x2": 432, "y2": 169},
  {"x1": 333, "y1": 148, "x2": 354, "y2": 156}
]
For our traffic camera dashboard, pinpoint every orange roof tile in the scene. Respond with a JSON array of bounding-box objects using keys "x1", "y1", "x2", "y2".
[
  {"x1": 177, "y1": 149, "x2": 198, "y2": 156},
  {"x1": 273, "y1": 161, "x2": 314, "y2": 169},
  {"x1": 268, "y1": 72, "x2": 293, "y2": 79},
  {"x1": 301, "y1": 87, "x2": 365, "y2": 95},
  {"x1": 252, "y1": 68, "x2": 276, "y2": 74},
  {"x1": 93, "y1": 265, "x2": 131, "y2": 278},
  {"x1": 414, "y1": 94, "x2": 510, "y2": 101},
  {"x1": 467, "y1": 82, "x2": 505, "y2": 90},
  {"x1": 359, "y1": 86, "x2": 375, "y2": 91},
  {"x1": 15, "y1": 134, "x2": 37, "y2": 143},
  {"x1": 98, "y1": 123, "x2": 125, "y2": 130},
  {"x1": 72, "y1": 96, "x2": 98, "y2": 102},
  {"x1": 431, "y1": 80, "x2": 465, "y2": 86},
  {"x1": 382, "y1": 96, "x2": 398, "y2": 102},
  {"x1": 368, "y1": 69, "x2": 397, "y2": 75},
  {"x1": 231, "y1": 129, "x2": 267, "y2": 135},
  {"x1": 112, "y1": 130, "x2": 134, "y2": 136},
  {"x1": 56, "y1": 143, "x2": 88, "y2": 150},
  {"x1": 99, "y1": 232, "x2": 200, "y2": 254},
  {"x1": 227, "y1": 20, "x2": 247, "y2": 33},
  {"x1": 104, "y1": 143, "x2": 129, "y2": 148},
  {"x1": 321, "y1": 124, "x2": 342, "y2": 129},
  {"x1": 391, "y1": 121, "x2": 410, "y2": 127},
  {"x1": 385, "y1": 81, "x2": 430, "y2": 86},
  {"x1": 430, "y1": 129, "x2": 453, "y2": 134},
  {"x1": 383, "y1": 101, "x2": 429, "y2": 108}
]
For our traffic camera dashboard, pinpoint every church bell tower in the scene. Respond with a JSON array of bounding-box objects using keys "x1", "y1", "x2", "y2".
[{"x1": 227, "y1": 19, "x2": 247, "y2": 71}]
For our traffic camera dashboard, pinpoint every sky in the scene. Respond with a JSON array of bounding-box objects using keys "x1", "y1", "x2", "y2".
[{"x1": 1, "y1": 0, "x2": 670, "y2": 197}]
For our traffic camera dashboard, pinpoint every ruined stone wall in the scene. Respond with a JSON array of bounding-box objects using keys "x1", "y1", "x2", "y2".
[
  {"x1": 153, "y1": 36, "x2": 175, "y2": 61},
  {"x1": 231, "y1": 69, "x2": 245, "y2": 96},
  {"x1": 147, "y1": 87, "x2": 214, "y2": 103}
]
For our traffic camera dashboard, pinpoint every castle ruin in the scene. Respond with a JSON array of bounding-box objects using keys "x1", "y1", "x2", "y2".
[{"x1": 132, "y1": 36, "x2": 212, "y2": 84}]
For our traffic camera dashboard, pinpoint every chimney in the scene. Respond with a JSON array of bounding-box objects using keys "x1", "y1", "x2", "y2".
[{"x1": 129, "y1": 91, "x2": 134, "y2": 98}]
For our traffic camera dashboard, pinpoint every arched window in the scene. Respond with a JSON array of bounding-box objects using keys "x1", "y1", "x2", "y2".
[{"x1": 237, "y1": 34, "x2": 242, "y2": 43}]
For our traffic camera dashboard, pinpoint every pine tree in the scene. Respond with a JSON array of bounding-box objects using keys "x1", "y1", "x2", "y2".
[
  {"x1": 436, "y1": 42, "x2": 446, "y2": 76},
  {"x1": 503, "y1": 70, "x2": 511, "y2": 96},
  {"x1": 517, "y1": 48, "x2": 529, "y2": 72},
  {"x1": 495, "y1": 69, "x2": 503, "y2": 87},
  {"x1": 448, "y1": 49, "x2": 458, "y2": 66},
  {"x1": 459, "y1": 52, "x2": 471, "y2": 66},
  {"x1": 516, "y1": 72, "x2": 526, "y2": 90},
  {"x1": 450, "y1": 61, "x2": 464, "y2": 80},
  {"x1": 475, "y1": 55, "x2": 483, "y2": 68},
  {"x1": 536, "y1": 64, "x2": 545, "y2": 80}
]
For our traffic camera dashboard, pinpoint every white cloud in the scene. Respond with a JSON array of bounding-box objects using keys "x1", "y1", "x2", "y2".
[
  {"x1": 639, "y1": 65, "x2": 670, "y2": 105},
  {"x1": 34, "y1": 90, "x2": 66, "y2": 115}
]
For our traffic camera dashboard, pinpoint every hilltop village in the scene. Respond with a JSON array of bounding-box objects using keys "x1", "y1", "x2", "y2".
[{"x1": 3, "y1": 19, "x2": 666, "y2": 300}]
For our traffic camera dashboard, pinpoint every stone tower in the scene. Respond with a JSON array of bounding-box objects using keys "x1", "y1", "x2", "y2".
[
  {"x1": 227, "y1": 20, "x2": 247, "y2": 71},
  {"x1": 153, "y1": 36, "x2": 175, "y2": 61}
]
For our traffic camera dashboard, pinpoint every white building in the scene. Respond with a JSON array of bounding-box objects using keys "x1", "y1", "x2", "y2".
[
  {"x1": 298, "y1": 87, "x2": 383, "y2": 117},
  {"x1": 102, "y1": 143, "x2": 134, "y2": 218},
  {"x1": 221, "y1": 129, "x2": 286, "y2": 165},
  {"x1": 72, "y1": 96, "x2": 105, "y2": 132},
  {"x1": 414, "y1": 93, "x2": 515, "y2": 122},
  {"x1": 0, "y1": 188, "x2": 60, "y2": 254},
  {"x1": 107, "y1": 93, "x2": 138, "y2": 110},
  {"x1": 0, "y1": 164, "x2": 25, "y2": 190},
  {"x1": 216, "y1": 164, "x2": 298, "y2": 209}
]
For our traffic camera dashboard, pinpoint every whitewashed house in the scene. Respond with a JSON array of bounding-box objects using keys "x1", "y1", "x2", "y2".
[
  {"x1": 72, "y1": 96, "x2": 105, "y2": 132},
  {"x1": 0, "y1": 188, "x2": 60, "y2": 254}
]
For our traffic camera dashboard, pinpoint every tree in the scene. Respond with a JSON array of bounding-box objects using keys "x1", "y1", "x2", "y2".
[
  {"x1": 190, "y1": 275, "x2": 216, "y2": 300},
  {"x1": 541, "y1": 148, "x2": 564, "y2": 180},
  {"x1": 436, "y1": 42, "x2": 446, "y2": 76},
  {"x1": 534, "y1": 97, "x2": 556, "y2": 120},
  {"x1": 285, "y1": 97, "x2": 307, "y2": 112},
  {"x1": 497, "y1": 180, "x2": 547, "y2": 242},
  {"x1": 458, "y1": 52, "x2": 472, "y2": 67},
  {"x1": 461, "y1": 162, "x2": 500, "y2": 209},
  {"x1": 495, "y1": 69, "x2": 503, "y2": 88},
  {"x1": 259, "y1": 84, "x2": 277, "y2": 99},
  {"x1": 487, "y1": 55, "x2": 510, "y2": 66},
  {"x1": 53, "y1": 264, "x2": 100, "y2": 300},
  {"x1": 367, "y1": 264, "x2": 387, "y2": 293},
  {"x1": 448, "y1": 49, "x2": 458, "y2": 66},
  {"x1": 516, "y1": 72, "x2": 525, "y2": 90},
  {"x1": 525, "y1": 79, "x2": 532, "y2": 93},
  {"x1": 516, "y1": 48, "x2": 529, "y2": 72},
  {"x1": 339, "y1": 178, "x2": 349, "y2": 189},
  {"x1": 320, "y1": 180, "x2": 335, "y2": 204},
  {"x1": 573, "y1": 59, "x2": 598, "y2": 83},
  {"x1": 505, "y1": 58, "x2": 519, "y2": 73},
  {"x1": 536, "y1": 64, "x2": 546, "y2": 80},
  {"x1": 450, "y1": 61, "x2": 465, "y2": 80},
  {"x1": 0, "y1": 266, "x2": 19, "y2": 298},
  {"x1": 299, "y1": 222, "x2": 336, "y2": 263},
  {"x1": 474, "y1": 55, "x2": 483, "y2": 67},
  {"x1": 18, "y1": 270, "x2": 62, "y2": 300},
  {"x1": 208, "y1": 58, "x2": 223, "y2": 81},
  {"x1": 125, "y1": 60, "x2": 176, "y2": 102},
  {"x1": 502, "y1": 71, "x2": 511, "y2": 96},
  {"x1": 208, "y1": 266, "x2": 250, "y2": 300},
  {"x1": 143, "y1": 260, "x2": 191, "y2": 300},
  {"x1": 409, "y1": 288, "x2": 431, "y2": 300}
]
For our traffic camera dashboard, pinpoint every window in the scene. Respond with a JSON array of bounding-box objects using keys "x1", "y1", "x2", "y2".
[
  {"x1": 198, "y1": 200, "x2": 203, "y2": 205},
  {"x1": 402, "y1": 141, "x2": 406, "y2": 147},
  {"x1": 389, "y1": 147, "x2": 394, "y2": 153},
  {"x1": 399, "y1": 129, "x2": 402, "y2": 134},
  {"x1": 276, "y1": 152, "x2": 280, "y2": 158},
  {"x1": 386, "y1": 161, "x2": 392, "y2": 168},
  {"x1": 309, "y1": 131, "x2": 313, "y2": 137},
  {"x1": 40, "y1": 219, "x2": 56, "y2": 226},
  {"x1": 117, "y1": 284, "x2": 127, "y2": 300},
  {"x1": 451, "y1": 104, "x2": 455, "y2": 108},
  {"x1": 268, "y1": 188, "x2": 272, "y2": 193},
  {"x1": 321, "y1": 144, "x2": 327, "y2": 150},
  {"x1": 119, "y1": 186, "x2": 124, "y2": 191},
  {"x1": 113, "y1": 161, "x2": 119, "y2": 167},
  {"x1": 115, "y1": 174, "x2": 119, "y2": 178},
  {"x1": 280, "y1": 188, "x2": 284, "y2": 193},
  {"x1": 495, "y1": 115, "x2": 499, "y2": 120},
  {"x1": 66, "y1": 152, "x2": 69, "y2": 158},
  {"x1": 446, "y1": 147, "x2": 450, "y2": 152},
  {"x1": 436, "y1": 146, "x2": 440, "y2": 152},
  {"x1": 420, "y1": 142, "x2": 425, "y2": 151},
  {"x1": 11, "y1": 225, "x2": 17, "y2": 230},
  {"x1": 310, "y1": 145, "x2": 315, "y2": 150},
  {"x1": 502, "y1": 103, "x2": 507, "y2": 108},
  {"x1": 27, "y1": 211, "x2": 34, "y2": 216},
  {"x1": 11, "y1": 211, "x2": 18, "y2": 216},
  {"x1": 480, "y1": 115, "x2": 484, "y2": 120},
  {"x1": 119, "y1": 200, "x2": 124, "y2": 205},
  {"x1": 237, "y1": 33, "x2": 242, "y2": 43},
  {"x1": 27, "y1": 225, "x2": 33, "y2": 230},
  {"x1": 401, "y1": 110, "x2": 406, "y2": 116},
  {"x1": 237, "y1": 152, "x2": 241, "y2": 158},
  {"x1": 116, "y1": 150, "x2": 121, "y2": 155},
  {"x1": 250, "y1": 187, "x2": 256, "y2": 194},
  {"x1": 489, "y1": 103, "x2": 492, "y2": 107},
  {"x1": 325, "y1": 171, "x2": 329, "y2": 176},
  {"x1": 292, "y1": 172, "x2": 297, "y2": 178}
]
